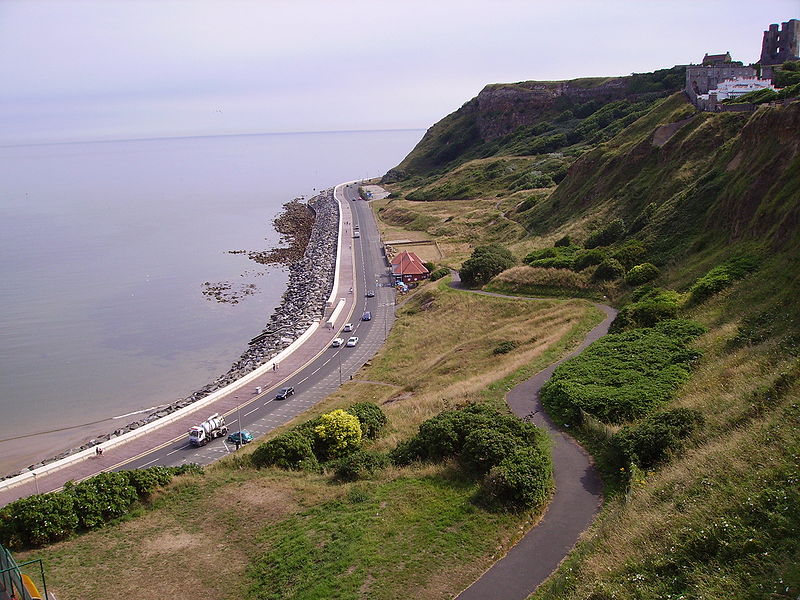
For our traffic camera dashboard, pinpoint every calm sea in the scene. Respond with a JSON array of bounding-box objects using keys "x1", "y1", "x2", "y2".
[{"x1": 0, "y1": 129, "x2": 423, "y2": 475}]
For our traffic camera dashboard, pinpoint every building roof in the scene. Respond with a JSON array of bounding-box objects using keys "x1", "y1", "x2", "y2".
[
  {"x1": 702, "y1": 52, "x2": 732, "y2": 65},
  {"x1": 391, "y1": 251, "x2": 429, "y2": 276}
]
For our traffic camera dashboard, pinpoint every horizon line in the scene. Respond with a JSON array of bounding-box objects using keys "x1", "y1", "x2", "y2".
[{"x1": 0, "y1": 127, "x2": 427, "y2": 149}]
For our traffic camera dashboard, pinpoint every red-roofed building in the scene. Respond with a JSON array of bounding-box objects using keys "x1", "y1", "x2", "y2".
[{"x1": 391, "y1": 250, "x2": 430, "y2": 285}]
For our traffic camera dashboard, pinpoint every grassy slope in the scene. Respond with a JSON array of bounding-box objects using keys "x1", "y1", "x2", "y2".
[
  {"x1": 18, "y1": 283, "x2": 603, "y2": 600},
  {"x1": 387, "y1": 86, "x2": 800, "y2": 598}
]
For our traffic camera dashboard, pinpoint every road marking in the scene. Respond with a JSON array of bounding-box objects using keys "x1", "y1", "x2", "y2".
[
  {"x1": 140, "y1": 458, "x2": 159, "y2": 467},
  {"x1": 244, "y1": 407, "x2": 259, "y2": 417}
]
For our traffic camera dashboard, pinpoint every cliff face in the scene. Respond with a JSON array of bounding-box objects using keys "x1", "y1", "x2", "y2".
[
  {"x1": 475, "y1": 78, "x2": 629, "y2": 140},
  {"x1": 385, "y1": 67, "x2": 685, "y2": 180}
]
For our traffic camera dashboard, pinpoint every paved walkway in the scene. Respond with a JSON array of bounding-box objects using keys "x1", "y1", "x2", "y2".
[
  {"x1": 0, "y1": 185, "x2": 360, "y2": 507},
  {"x1": 451, "y1": 279, "x2": 617, "y2": 600}
]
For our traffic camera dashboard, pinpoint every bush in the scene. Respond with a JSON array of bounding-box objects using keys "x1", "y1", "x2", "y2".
[
  {"x1": 593, "y1": 258, "x2": 625, "y2": 281},
  {"x1": 314, "y1": 409, "x2": 363, "y2": 460},
  {"x1": 573, "y1": 248, "x2": 607, "y2": 271},
  {"x1": 492, "y1": 340, "x2": 519, "y2": 355},
  {"x1": 584, "y1": 219, "x2": 626, "y2": 249},
  {"x1": 611, "y1": 287, "x2": 681, "y2": 331},
  {"x1": 611, "y1": 408, "x2": 704, "y2": 469},
  {"x1": 461, "y1": 428, "x2": 521, "y2": 474},
  {"x1": 625, "y1": 263, "x2": 660, "y2": 286},
  {"x1": 687, "y1": 255, "x2": 759, "y2": 306},
  {"x1": 478, "y1": 447, "x2": 553, "y2": 510},
  {"x1": 66, "y1": 472, "x2": 139, "y2": 530},
  {"x1": 330, "y1": 450, "x2": 390, "y2": 481},
  {"x1": 540, "y1": 326, "x2": 704, "y2": 425},
  {"x1": 124, "y1": 466, "x2": 175, "y2": 497},
  {"x1": 346, "y1": 402, "x2": 388, "y2": 440},
  {"x1": 554, "y1": 235, "x2": 572, "y2": 247},
  {"x1": 389, "y1": 436, "x2": 427, "y2": 466},
  {"x1": 0, "y1": 492, "x2": 78, "y2": 549},
  {"x1": 429, "y1": 267, "x2": 450, "y2": 281},
  {"x1": 252, "y1": 431, "x2": 319, "y2": 471},
  {"x1": 459, "y1": 245, "x2": 516, "y2": 288},
  {"x1": 611, "y1": 240, "x2": 647, "y2": 270}
]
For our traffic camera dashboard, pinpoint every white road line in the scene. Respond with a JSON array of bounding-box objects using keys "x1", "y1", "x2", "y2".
[
  {"x1": 140, "y1": 458, "x2": 159, "y2": 467},
  {"x1": 298, "y1": 376, "x2": 309, "y2": 383},
  {"x1": 244, "y1": 407, "x2": 259, "y2": 417}
]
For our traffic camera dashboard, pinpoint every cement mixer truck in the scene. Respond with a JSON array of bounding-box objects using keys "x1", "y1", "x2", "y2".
[{"x1": 188, "y1": 413, "x2": 228, "y2": 446}]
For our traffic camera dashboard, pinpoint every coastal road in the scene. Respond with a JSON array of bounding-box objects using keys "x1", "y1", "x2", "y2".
[
  {"x1": 120, "y1": 183, "x2": 396, "y2": 471},
  {"x1": 0, "y1": 182, "x2": 395, "y2": 505}
]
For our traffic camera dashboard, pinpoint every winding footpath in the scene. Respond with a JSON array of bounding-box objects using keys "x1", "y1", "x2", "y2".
[{"x1": 452, "y1": 281, "x2": 617, "y2": 600}]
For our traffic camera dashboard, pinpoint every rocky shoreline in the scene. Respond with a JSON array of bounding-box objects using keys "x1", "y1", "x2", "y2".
[{"x1": 3, "y1": 189, "x2": 339, "y2": 480}]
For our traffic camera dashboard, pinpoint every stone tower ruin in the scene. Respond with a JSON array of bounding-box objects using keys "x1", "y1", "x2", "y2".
[{"x1": 759, "y1": 19, "x2": 800, "y2": 65}]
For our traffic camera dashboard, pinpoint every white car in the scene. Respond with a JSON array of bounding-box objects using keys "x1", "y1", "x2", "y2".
[
  {"x1": 331, "y1": 337, "x2": 345, "y2": 347},
  {"x1": 346, "y1": 336, "x2": 359, "y2": 347},
  {"x1": 343, "y1": 323, "x2": 354, "y2": 332}
]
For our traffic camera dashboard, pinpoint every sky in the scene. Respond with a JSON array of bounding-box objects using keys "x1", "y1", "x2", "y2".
[{"x1": 1, "y1": 0, "x2": 797, "y2": 145}]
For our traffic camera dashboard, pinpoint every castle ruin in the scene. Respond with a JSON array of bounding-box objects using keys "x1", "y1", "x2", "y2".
[{"x1": 759, "y1": 19, "x2": 800, "y2": 65}]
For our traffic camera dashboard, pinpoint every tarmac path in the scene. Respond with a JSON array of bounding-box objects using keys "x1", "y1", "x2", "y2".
[{"x1": 451, "y1": 280, "x2": 617, "y2": 600}]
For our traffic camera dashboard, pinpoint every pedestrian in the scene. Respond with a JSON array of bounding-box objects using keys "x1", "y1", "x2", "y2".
[
  {"x1": 95, "y1": 446, "x2": 103, "y2": 457},
  {"x1": 273, "y1": 362, "x2": 278, "y2": 371}
]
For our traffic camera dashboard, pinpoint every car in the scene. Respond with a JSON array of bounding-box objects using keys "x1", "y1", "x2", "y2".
[
  {"x1": 331, "y1": 337, "x2": 345, "y2": 347},
  {"x1": 366, "y1": 290, "x2": 375, "y2": 297},
  {"x1": 227, "y1": 430, "x2": 254, "y2": 445},
  {"x1": 275, "y1": 386, "x2": 295, "y2": 400},
  {"x1": 361, "y1": 311, "x2": 372, "y2": 321},
  {"x1": 343, "y1": 323, "x2": 354, "y2": 332},
  {"x1": 346, "y1": 336, "x2": 359, "y2": 347}
]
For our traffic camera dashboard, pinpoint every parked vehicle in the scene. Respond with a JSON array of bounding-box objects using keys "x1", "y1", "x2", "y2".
[
  {"x1": 188, "y1": 413, "x2": 228, "y2": 446},
  {"x1": 366, "y1": 290, "x2": 375, "y2": 297},
  {"x1": 343, "y1": 323, "x2": 354, "y2": 332},
  {"x1": 331, "y1": 337, "x2": 345, "y2": 347},
  {"x1": 227, "y1": 430, "x2": 254, "y2": 445},
  {"x1": 275, "y1": 386, "x2": 295, "y2": 399},
  {"x1": 346, "y1": 336, "x2": 359, "y2": 347},
  {"x1": 362, "y1": 311, "x2": 372, "y2": 321},
  {"x1": 354, "y1": 231, "x2": 361, "y2": 238}
]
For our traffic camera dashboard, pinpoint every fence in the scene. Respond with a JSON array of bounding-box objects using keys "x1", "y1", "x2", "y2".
[{"x1": 0, "y1": 544, "x2": 48, "y2": 600}]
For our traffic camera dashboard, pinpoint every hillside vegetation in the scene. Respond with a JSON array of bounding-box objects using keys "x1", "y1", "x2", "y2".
[{"x1": 380, "y1": 65, "x2": 800, "y2": 599}]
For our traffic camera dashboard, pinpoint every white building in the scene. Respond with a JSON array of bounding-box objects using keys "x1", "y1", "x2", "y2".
[{"x1": 697, "y1": 76, "x2": 776, "y2": 102}]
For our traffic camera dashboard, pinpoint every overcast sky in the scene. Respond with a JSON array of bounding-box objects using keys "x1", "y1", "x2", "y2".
[{"x1": 1, "y1": 0, "x2": 797, "y2": 145}]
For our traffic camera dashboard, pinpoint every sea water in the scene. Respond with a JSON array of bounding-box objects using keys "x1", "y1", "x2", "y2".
[{"x1": 0, "y1": 129, "x2": 423, "y2": 475}]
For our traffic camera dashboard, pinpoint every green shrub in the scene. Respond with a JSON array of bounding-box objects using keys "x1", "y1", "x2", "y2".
[
  {"x1": 688, "y1": 255, "x2": 759, "y2": 305},
  {"x1": 573, "y1": 248, "x2": 607, "y2": 271},
  {"x1": 314, "y1": 409, "x2": 363, "y2": 460},
  {"x1": 478, "y1": 447, "x2": 553, "y2": 510},
  {"x1": 429, "y1": 267, "x2": 450, "y2": 281},
  {"x1": 554, "y1": 235, "x2": 571, "y2": 247},
  {"x1": 459, "y1": 245, "x2": 516, "y2": 288},
  {"x1": 252, "y1": 431, "x2": 319, "y2": 471},
  {"x1": 0, "y1": 492, "x2": 78, "y2": 549},
  {"x1": 461, "y1": 428, "x2": 521, "y2": 474},
  {"x1": 611, "y1": 240, "x2": 647, "y2": 270},
  {"x1": 593, "y1": 258, "x2": 625, "y2": 281},
  {"x1": 653, "y1": 319, "x2": 707, "y2": 344},
  {"x1": 611, "y1": 408, "x2": 704, "y2": 469},
  {"x1": 584, "y1": 219, "x2": 626, "y2": 249},
  {"x1": 124, "y1": 466, "x2": 175, "y2": 496},
  {"x1": 625, "y1": 262, "x2": 660, "y2": 286},
  {"x1": 492, "y1": 340, "x2": 519, "y2": 355},
  {"x1": 540, "y1": 326, "x2": 703, "y2": 425},
  {"x1": 611, "y1": 287, "x2": 681, "y2": 331},
  {"x1": 330, "y1": 450, "x2": 390, "y2": 481},
  {"x1": 346, "y1": 402, "x2": 388, "y2": 440},
  {"x1": 389, "y1": 436, "x2": 427, "y2": 466},
  {"x1": 66, "y1": 472, "x2": 139, "y2": 530}
]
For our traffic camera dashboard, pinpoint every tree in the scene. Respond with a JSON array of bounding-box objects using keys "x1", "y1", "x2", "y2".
[
  {"x1": 314, "y1": 409, "x2": 363, "y2": 460},
  {"x1": 459, "y1": 245, "x2": 515, "y2": 287}
]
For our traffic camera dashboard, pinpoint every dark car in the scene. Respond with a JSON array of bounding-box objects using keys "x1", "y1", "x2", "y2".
[
  {"x1": 227, "y1": 430, "x2": 254, "y2": 445},
  {"x1": 362, "y1": 311, "x2": 372, "y2": 321},
  {"x1": 275, "y1": 386, "x2": 295, "y2": 400}
]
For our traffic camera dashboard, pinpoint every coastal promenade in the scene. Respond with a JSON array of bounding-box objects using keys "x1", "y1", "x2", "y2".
[{"x1": 0, "y1": 181, "x2": 387, "y2": 507}]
